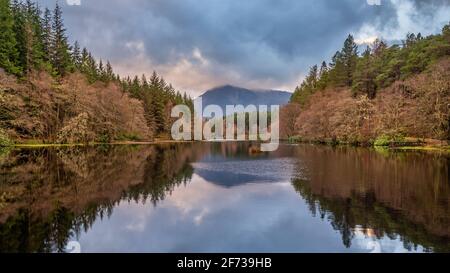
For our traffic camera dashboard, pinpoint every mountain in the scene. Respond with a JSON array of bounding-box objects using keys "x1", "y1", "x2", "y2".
[{"x1": 198, "y1": 85, "x2": 291, "y2": 113}]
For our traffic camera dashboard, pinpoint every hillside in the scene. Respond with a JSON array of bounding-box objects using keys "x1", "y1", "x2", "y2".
[
  {"x1": 282, "y1": 23, "x2": 450, "y2": 145},
  {"x1": 199, "y1": 85, "x2": 290, "y2": 112},
  {"x1": 0, "y1": 71, "x2": 152, "y2": 143},
  {"x1": 0, "y1": 0, "x2": 192, "y2": 145}
]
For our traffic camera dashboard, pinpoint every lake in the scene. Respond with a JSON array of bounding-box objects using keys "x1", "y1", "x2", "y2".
[{"x1": 0, "y1": 143, "x2": 448, "y2": 253}]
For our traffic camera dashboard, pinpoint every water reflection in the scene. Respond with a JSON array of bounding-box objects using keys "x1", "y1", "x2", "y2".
[{"x1": 0, "y1": 143, "x2": 448, "y2": 252}]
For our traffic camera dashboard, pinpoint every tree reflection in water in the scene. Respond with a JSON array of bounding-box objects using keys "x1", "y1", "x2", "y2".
[
  {"x1": 0, "y1": 144, "x2": 200, "y2": 252},
  {"x1": 290, "y1": 145, "x2": 449, "y2": 253},
  {"x1": 0, "y1": 143, "x2": 448, "y2": 253}
]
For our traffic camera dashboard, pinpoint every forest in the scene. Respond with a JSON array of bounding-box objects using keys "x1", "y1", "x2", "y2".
[
  {"x1": 0, "y1": 0, "x2": 193, "y2": 145},
  {"x1": 286, "y1": 23, "x2": 450, "y2": 146}
]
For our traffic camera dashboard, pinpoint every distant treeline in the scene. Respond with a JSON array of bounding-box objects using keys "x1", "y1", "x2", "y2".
[
  {"x1": 291, "y1": 23, "x2": 450, "y2": 104},
  {"x1": 0, "y1": 0, "x2": 193, "y2": 137}
]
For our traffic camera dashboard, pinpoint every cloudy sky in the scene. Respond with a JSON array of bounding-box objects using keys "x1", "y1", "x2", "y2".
[{"x1": 35, "y1": 0, "x2": 450, "y2": 96}]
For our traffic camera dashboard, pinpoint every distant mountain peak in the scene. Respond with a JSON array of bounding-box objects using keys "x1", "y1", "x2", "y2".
[{"x1": 198, "y1": 85, "x2": 291, "y2": 113}]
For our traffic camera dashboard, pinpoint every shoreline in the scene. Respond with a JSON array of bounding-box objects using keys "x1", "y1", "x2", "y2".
[
  {"x1": 0, "y1": 137, "x2": 450, "y2": 154},
  {"x1": 284, "y1": 137, "x2": 450, "y2": 153},
  {"x1": 2, "y1": 139, "x2": 449, "y2": 154},
  {"x1": 11, "y1": 140, "x2": 192, "y2": 148}
]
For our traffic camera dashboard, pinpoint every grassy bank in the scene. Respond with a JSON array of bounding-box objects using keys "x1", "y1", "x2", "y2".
[
  {"x1": 286, "y1": 135, "x2": 450, "y2": 153},
  {"x1": 10, "y1": 139, "x2": 193, "y2": 149}
]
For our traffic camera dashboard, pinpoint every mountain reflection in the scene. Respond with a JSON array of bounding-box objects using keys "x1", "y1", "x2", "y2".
[{"x1": 0, "y1": 143, "x2": 448, "y2": 253}]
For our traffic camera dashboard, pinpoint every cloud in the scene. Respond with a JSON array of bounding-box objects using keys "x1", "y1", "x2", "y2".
[
  {"x1": 355, "y1": 0, "x2": 450, "y2": 44},
  {"x1": 35, "y1": 0, "x2": 450, "y2": 96},
  {"x1": 66, "y1": 0, "x2": 80, "y2": 6}
]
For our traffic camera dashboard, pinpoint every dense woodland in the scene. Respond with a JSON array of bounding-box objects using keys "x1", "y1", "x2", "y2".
[
  {"x1": 287, "y1": 23, "x2": 450, "y2": 145},
  {"x1": 0, "y1": 0, "x2": 193, "y2": 144}
]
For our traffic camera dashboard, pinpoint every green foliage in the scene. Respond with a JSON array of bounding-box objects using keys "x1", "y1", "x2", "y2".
[
  {"x1": 0, "y1": 0, "x2": 21, "y2": 74},
  {"x1": 291, "y1": 22, "x2": 450, "y2": 104},
  {"x1": 116, "y1": 132, "x2": 141, "y2": 142},
  {"x1": 374, "y1": 135, "x2": 391, "y2": 147},
  {"x1": 0, "y1": 128, "x2": 13, "y2": 147},
  {"x1": 288, "y1": 136, "x2": 302, "y2": 143},
  {"x1": 122, "y1": 70, "x2": 194, "y2": 136},
  {"x1": 374, "y1": 134, "x2": 405, "y2": 147},
  {"x1": 0, "y1": 0, "x2": 211, "y2": 142},
  {"x1": 51, "y1": 2, "x2": 72, "y2": 76}
]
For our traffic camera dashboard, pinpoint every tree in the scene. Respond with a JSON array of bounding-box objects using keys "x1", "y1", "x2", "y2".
[
  {"x1": 443, "y1": 22, "x2": 450, "y2": 43},
  {"x1": 290, "y1": 65, "x2": 319, "y2": 105},
  {"x1": 11, "y1": 0, "x2": 26, "y2": 74},
  {"x1": 23, "y1": 0, "x2": 46, "y2": 73},
  {"x1": 130, "y1": 75, "x2": 141, "y2": 98},
  {"x1": 280, "y1": 103, "x2": 301, "y2": 139},
  {"x1": 148, "y1": 71, "x2": 167, "y2": 134},
  {"x1": 51, "y1": 2, "x2": 72, "y2": 76},
  {"x1": 98, "y1": 59, "x2": 105, "y2": 80},
  {"x1": 0, "y1": 0, "x2": 20, "y2": 74},
  {"x1": 317, "y1": 61, "x2": 329, "y2": 90},
  {"x1": 105, "y1": 61, "x2": 114, "y2": 82},
  {"x1": 328, "y1": 51, "x2": 346, "y2": 86},
  {"x1": 86, "y1": 52, "x2": 98, "y2": 82},
  {"x1": 41, "y1": 7, "x2": 52, "y2": 62},
  {"x1": 341, "y1": 34, "x2": 358, "y2": 86},
  {"x1": 72, "y1": 41, "x2": 81, "y2": 69},
  {"x1": 352, "y1": 46, "x2": 377, "y2": 99}
]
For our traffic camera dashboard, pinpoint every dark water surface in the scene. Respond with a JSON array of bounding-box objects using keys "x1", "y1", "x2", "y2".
[{"x1": 0, "y1": 143, "x2": 448, "y2": 253}]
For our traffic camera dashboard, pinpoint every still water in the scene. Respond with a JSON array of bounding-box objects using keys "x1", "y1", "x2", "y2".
[{"x1": 0, "y1": 143, "x2": 448, "y2": 253}]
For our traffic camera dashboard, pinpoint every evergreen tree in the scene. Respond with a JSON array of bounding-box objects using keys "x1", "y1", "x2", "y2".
[
  {"x1": 130, "y1": 75, "x2": 141, "y2": 98},
  {"x1": 149, "y1": 71, "x2": 167, "y2": 134},
  {"x1": 352, "y1": 46, "x2": 377, "y2": 99},
  {"x1": 51, "y1": 2, "x2": 72, "y2": 76},
  {"x1": 86, "y1": 52, "x2": 98, "y2": 82},
  {"x1": 23, "y1": 0, "x2": 46, "y2": 73},
  {"x1": 317, "y1": 61, "x2": 329, "y2": 90},
  {"x1": 105, "y1": 61, "x2": 113, "y2": 81},
  {"x1": 11, "y1": 0, "x2": 26, "y2": 74},
  {"x1": 328, "y1": 51, "x2": 346, "y2": 86},
  {"x1": 41, "y1": 7, "x2": 52, "y2": 62},
  {"x1": 80, "y1": 47, "x2": 89, "y2": 73},
  {"x1": 341, "y1": 34, "x2": 358, "y2": 86},
  {"x1": 71, "y1": 41, "x2": 81, "y2": 69},
  {"x1": 0, "y1": 0, "x2": 20, "y2": 74},
  {"x1": 98, "y1": 59, "x2": 105, "y2": 80}
]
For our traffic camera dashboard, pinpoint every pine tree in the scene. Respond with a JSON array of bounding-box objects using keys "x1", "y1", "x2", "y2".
[
  {"x1": 130, "y1": 75, "x2": 141, "y2": 98},
  {"x1": 352, "y1": 46, "x2": 377, "y2": 99},
  {"x1": 98, "y1": 59, "x2": 105, "y2": 80},
  {"x1": 105, "y1": 61, "x2": 113, "y2": 81},
  {"x1": 80, "y1": 47, "x2": 89, "y2": 73},
  {"x1": 11, "y1": 0, "x2": 26, "y2": 74},
  {"x1": 317, "y1": 61, "x2": 329, "y2": 90},
  {"x1": 86, "y1": 52, "x2": 98, "y2": 82},
  {"x1": 149, "y1": 71, "x2": 167, "y2": 134},
  {"x1": 41, "y1": 7, "x2": 52, "y2": 62},
  {"x1": 0, "y1": 0, "x2": 20, "y2": 74},
  {"x1": 51, "y1": 2, "x2": 72, "y2": 76},
  {"x1": 341, "y1": 34, "x2": 358, "y2": 87},
  {"x1": 372, "y1": 39, "x2": 387, "y2": 57},
  {"x1": 72, "y1": 41, "x2": 81, "y2": 69},
  {"x1": 328, "y1": 51, "x2": 346, "y2": 86},
  {"x1": 23, "y1": 0, "x2": 45, "y2": 73}
]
